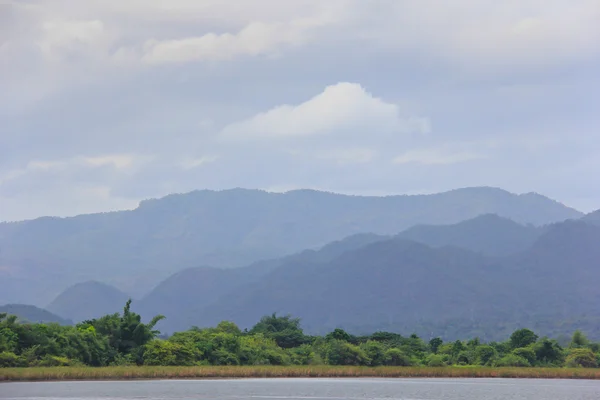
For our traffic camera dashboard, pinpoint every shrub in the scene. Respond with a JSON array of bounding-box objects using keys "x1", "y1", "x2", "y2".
[
  {"x1": 496, "y1": 354, "x2": 531, "y2": 367},
  {"x1": 565, "y1": 348, "x2": 598, "y2": 368},
  {"x1": 512, "y1": 347, "x2": 536, "y2": 366},
  {"x1": 38, "y1": 355, "x2": 77, "y2": 367},
  {"x1": 326, "y1": 340, "x2": 370, "y2": 366},
  {"x1": 475, "y1": 345, "x2": 497, "y2": 366},
  {"x1": 360, "y1": 341, "x2": 387, "y2": 366},
  {"x1": 384, "y1": 348, "x2": 413, "y2": 366},
  {"x1": 426, "y1": 354, "x2": 447, "y2": 367},
  {"x1": 0, "y1": 351, "x2": 26, "y2": 367}
]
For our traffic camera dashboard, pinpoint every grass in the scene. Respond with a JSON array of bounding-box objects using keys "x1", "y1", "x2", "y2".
[{"x1": 2, "y1": 366, "x2": 600, "y2": 382}]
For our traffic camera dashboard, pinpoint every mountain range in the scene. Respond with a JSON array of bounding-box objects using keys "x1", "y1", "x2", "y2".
[
  {"x1": 0, "y1": 187, "x2": 582, "y2": 306},
  {"x1": 44, "y1": 212, "x2": 600, "y2": 341},
  {"x1": 1, "y1": 186, "x2": 597, "y2": 341}
]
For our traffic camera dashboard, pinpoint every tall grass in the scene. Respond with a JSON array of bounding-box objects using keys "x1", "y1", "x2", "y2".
[{"x1": 2, "y1": 366, "x2": 600, "y2": 382}]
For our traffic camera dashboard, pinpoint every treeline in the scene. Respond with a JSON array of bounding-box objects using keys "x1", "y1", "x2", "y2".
[{"x1": 1, "y1": 301, "x2": 599, "y2": 368}]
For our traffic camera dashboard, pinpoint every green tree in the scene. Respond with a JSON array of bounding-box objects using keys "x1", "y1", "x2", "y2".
[
  {"x1": 384, "y1": 348, "x2": 413, "y2": 366},
  {"x1": 533, "y1": 338, "x2": 564, "y2": 365},
  {"x1": 496, "y1": 354, "x2": 531, "y2": 367},
  {"x1": 249, "y1": 314, "x2": 306, "y2": 349},
  {"x1": 475, "y1": 345, "x2": 497, "y2": 365},
  {"x1": 569, "y1": 331, "x2": 589, "y2": 349},
  {"x1": 326, "y1": 340, "x2": 370, "y2": 366},
  {"x1": 566, "y1": 348, "x2": 598, "y2": 368},
  {"x1": 429, "y1": 337, "x2": 443, "y2": 354},
  {"x1": 360, "y1": 340, "x2": 386, "y2": 366},
  {"x1": 326, "y1": 328, "x2": 352, "y2": 342},
  {"x1": 513, "y1": 347, "x2": 536, "y2": 366},
  {"x1": 509, "y1": 328, "x2": 538, "y2": 349}
]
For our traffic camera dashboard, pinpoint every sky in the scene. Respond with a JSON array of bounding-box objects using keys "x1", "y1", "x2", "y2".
[{"x1": 1, "y1": 0, "x2": 599, "y2": 221}]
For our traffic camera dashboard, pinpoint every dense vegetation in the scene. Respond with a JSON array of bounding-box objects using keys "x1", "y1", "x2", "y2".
[{"x1": 2, "y1": 303, "x2": 599, "y2": 369}]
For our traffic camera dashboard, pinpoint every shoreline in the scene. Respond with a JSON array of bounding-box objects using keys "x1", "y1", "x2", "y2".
[{"x1": 2, "y1": 366, "x2": 600, "y2": 382}]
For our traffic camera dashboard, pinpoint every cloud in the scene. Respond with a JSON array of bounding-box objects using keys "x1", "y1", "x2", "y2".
[
  {"x1": 1, "y1": 0, "x2": 599, "y2": 221},
  {"x1": 393, "y1": 149, "x2": 486, "y2": 165},
  {"x1": 142, "y1": 15, "x2": 332, "y2": 64},
  {"x1": 220, "y1": 82, "x2": 430, "y2": 139}
]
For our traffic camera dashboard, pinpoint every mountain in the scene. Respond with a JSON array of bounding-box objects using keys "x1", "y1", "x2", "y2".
[
  {"x1": 146, "y1": 219, "x2": 600, "y2": 340},
  {"x1": 46, "y1": 281, "x2": 130, "y2": 323},
  {"x1": 583, "y1": 209, "x2": 600, "y2": 225},
  {"x1": 0, "y1": 187, "x2": 581, "y2": 306},
  {"x1": 0, "y1": 304, "x2": 72, "y2": 325},
  {"x1": 395, "y1": 214, "x2": 543, "y2": 256},
  {"x1": 137, "y1": 233, "x2": 388, "y2": 332}
]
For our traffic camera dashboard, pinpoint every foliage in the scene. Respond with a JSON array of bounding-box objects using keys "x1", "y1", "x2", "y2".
[
  {"x1": 496, "y1": 354, "x2": 531, "y2": 367},
  {"x1": 509, "y1": 329, "x2": 538, "y2": 349},
  {"x1": 1, "y1": 308, "x2": 600, "y2": 369},
  {"x1": 566, "y1": 348, "x2": 598, "y2": 368}
]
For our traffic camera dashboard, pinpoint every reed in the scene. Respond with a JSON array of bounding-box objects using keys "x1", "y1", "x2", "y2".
[{"x1": 2, "y1": 366, "x2": 600, "y2": 382}]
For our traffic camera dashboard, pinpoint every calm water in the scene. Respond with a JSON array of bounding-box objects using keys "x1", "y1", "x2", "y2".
[{"x1": 1, "y1": 378, "x2": 599, "y2": 400}]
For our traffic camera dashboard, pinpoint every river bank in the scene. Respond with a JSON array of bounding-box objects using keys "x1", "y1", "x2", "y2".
[{"x1": 2, "y1": 366, "x2": 600, "y2": 382}]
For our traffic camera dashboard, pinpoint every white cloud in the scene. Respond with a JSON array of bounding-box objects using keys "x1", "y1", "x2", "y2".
[
  {"x1": 360, "y1": 0, "x2": 600, "y2": 70},
  {"x1": 393, "y1": 148, "x2": 486, "y2": 165},
  {"x1": 142, "y1": 15, "x2": 330, "y2": 64},
  {"x1": 82, "y1": 154, "x2": 136, "y2": 170},
  {"x1": 179, "y1": 155, "x2": 219, "y2": 170},
  {"x1": 220, "y1": 82, "x2": 430, "y2": 139}
]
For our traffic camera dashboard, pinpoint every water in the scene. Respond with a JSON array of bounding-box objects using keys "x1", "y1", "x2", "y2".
[{"x1": 1, "y1": 378, "x2": 599, "y2": 400}]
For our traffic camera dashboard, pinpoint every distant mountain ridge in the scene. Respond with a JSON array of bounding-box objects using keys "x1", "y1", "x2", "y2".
[
  {"x1": 46, "y1": 281, "x2": 130, "y2": 322},
  {"x1": 46, "y1": 214, "x2": 600, "y2": 341},
  {"x1": 0, "y1": 304, "x2": 72, "y2": 325},
  {"x1": 0, "y1": 187, "x2": 582, "y2": 307}
]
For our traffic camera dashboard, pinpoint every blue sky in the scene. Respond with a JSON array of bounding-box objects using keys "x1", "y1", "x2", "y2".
[{"x1": 1, "y1": 0, "x2": 599, "y2": 221}]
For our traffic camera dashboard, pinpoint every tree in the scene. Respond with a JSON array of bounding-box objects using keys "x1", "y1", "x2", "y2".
[
  {"x1": 566, "y1": 348, "x2": 598, "y2": 368},
  {"x1": 81, "y1": 299, "x2": 165, "y2": 362},
  {"x1": 326, "y1": 328, "x2": 352, "y2": 342},
  {"x1": 143, "y1": 340, "x2": 198, "y2": 366},
  {"x1": 429, "y1": 337, "x2": 443, "y2": 354},
  {"x1": 512, "y1": 347, "x2": 536, "y2": 366},
  {"x1": 534, "y1": 338, "x2": 564, "y2": 365},
  {"x1": 326, "y1": 340, "x2": 370, "y2": 366},
  {"x1": 496, "y1": 354, "x2": 531, "y2": 367},
  {"x1": 509, "y1": 328, "x2": 538, "y2": 349},
  {"x1": 249, "y1": 314, "x2": 306, "y2": 349},
  {"x1": 475, "y1": 345, "x2": 497, "y2": 366},
  {"x1": 569, "y1": 330, "x2": 589, "y2": 349},
  {"x1": 384, "y1": 348, "x2": 413, "y2": 366},
  {"x1": 360, "y1": 341, "x2": 386, "y2": 366}
]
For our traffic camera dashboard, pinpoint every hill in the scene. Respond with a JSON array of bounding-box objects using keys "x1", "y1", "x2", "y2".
[
  {"x1": 0, "y1": 304, "x2": 72, "y2": 325},
  {"x1": 147, "y1": 219, "x2": 600, "y2": 340},
  {"x1": 395, "y1": 214, "x2": 543, "y2": 256},
  {"x1": 583, "y1": 209, "x2": 600, "y2": 225},
  {"x1": 137, "y1": 233, "x2": 387, "y2": 332},
  {"x1": 46, "y1": 281, "x2": 130, "y2": 323},
  {"x1": 0, "y1": 187, "x2": 581, "y2": 306}
]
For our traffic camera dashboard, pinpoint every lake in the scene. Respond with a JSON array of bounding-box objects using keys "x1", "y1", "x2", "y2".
[{"x1": 1, "y1": 378, "x2": 599, "y2": 400}]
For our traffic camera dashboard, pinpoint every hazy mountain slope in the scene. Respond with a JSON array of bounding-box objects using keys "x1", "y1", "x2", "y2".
[
  {"x1": 189, "y1": 220, "x2": 600, "y2": 340},
  {"x1": 0, "y1": 304, "x2": 72, "y2": 325},
  {"x1": 395, "y1": 214, "x2": 543, "y2": 256},
  {"x1": 583, "y1": 209, "x2": 600, "y2": 225},
  {"x1": 46, "y1": 281, "x2": 130, "y2": 322},
  {"x1": 0, "y1": 187, "x2": 582, "y2": 305},
  {"x1": 138, "y1": 233, "x2": 388, "y2": 332}
]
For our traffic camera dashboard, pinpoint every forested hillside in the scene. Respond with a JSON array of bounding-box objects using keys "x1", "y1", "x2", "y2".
[
  {"x1": 137, "y1": 219, "x2": 600, "y2": 340},
  {"x1": 41, "y1": 216, "x2": 600, "y2": 341},
  {"x1": 0, "y1": 187, "x2": 581, "y2": 306},
  {"x1": 47, "y1": 282, "x2": 130, "y2": 323}
]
